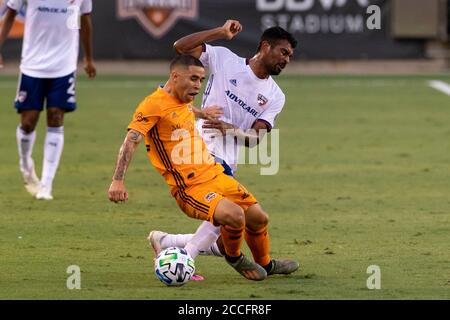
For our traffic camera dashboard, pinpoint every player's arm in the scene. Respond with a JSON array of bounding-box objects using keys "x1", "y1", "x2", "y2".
[
  {"x1": 108, "y1": 129, "x2": 143, "y2": 203},
  {"x1": 0, "y1": 7, "x2": 18, "y2": 68},
  {"x1": 173, "y1": 19, "x2": 242, "y2": 58},
  {"x1": 202, "y1": 119, "x2": 269, "y2": 148},
  {"x1": 80, "y1": 13, "x2": 96, "y2": 78},
  {"x1": 192, "y1": 105, "x2": 223, "y2": 120}
]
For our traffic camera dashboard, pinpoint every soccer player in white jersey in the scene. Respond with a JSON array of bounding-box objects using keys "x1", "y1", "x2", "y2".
[
  {"x1": 148, "y1": 21, "x2": 298, "y2": 279},
  {"x1": 0, "y1": 0, "x2": 96, "y2": 200}
]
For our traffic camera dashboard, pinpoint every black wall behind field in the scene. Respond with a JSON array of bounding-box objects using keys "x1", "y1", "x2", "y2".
[{"x1": 2, "y1": 0, "x2": 425, "y2": 60}]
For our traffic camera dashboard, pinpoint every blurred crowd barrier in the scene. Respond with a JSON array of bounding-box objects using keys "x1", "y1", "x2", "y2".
[{"x1": 1, "y1": 0, "x2": 449, "y2": 63}]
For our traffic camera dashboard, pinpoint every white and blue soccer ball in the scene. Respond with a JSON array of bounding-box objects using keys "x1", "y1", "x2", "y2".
[{"x1": 154, "y1": 247, "x2": 195, "y2": 286}]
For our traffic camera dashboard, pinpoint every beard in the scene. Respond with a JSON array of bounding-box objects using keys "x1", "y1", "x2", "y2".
[{"x1": 269, "y1": 63, "x2": 284, "y2": 75}]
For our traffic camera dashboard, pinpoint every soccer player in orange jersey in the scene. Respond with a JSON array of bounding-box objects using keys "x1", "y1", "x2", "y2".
[{"x1": 108, "y1": 55, "x2": 298, "y2": 281}]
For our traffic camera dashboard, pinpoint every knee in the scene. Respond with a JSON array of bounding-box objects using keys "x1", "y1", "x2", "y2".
[
  {"x1": 226, "y1": 206, "x2": 245, "y2": 229},
  {"x1": 247, "y1": 209, "x2": 269, "y2": 230},
  {"x1": 20, "y1": 122, "x2": 36, "y2": 134},
  {"x1": 47, "y1": 110, "x2": 64, "y2": 127}
]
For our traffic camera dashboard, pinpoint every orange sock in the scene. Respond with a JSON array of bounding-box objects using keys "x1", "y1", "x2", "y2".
[
  {"x1": 220, "y1": 225, "x2": 244, "y2": 258},
  {"x1": 245, "y1": 226, "x2": 271, "y2": 266}
]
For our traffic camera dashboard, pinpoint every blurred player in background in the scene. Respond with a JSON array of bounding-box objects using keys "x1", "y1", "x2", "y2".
[
  {"x1": 108, "y1": 55, "x2": 298, "y2": 281},
  {"x1": 0, "y1": 0, "x2": 96, "y2": 200},
  {"x1": 148, "y1": 21, "x2": 298, "y2": 279}
]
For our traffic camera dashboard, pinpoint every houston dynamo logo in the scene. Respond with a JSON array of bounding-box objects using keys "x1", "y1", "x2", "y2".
[{"x1": 117, "y1": 0, "x2": 198, "y2": 38}]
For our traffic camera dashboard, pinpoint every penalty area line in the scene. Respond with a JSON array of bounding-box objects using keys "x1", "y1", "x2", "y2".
[{"x1": 428, "y1": 80, "x2": 450, "y2": 96}]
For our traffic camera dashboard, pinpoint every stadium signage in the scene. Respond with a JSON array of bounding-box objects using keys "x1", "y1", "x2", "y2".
[
  {"x1": 257, "y1": 0, "x2": 378, "y2": 34},
  {"x1": 116, "y1": 0, "x2": 198, "y2": 38}
]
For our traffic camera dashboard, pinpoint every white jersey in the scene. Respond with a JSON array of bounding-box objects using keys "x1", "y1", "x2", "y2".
[
  {"x1": 7, "y1": 0, "x2": 92, "y2": 78},
  {"x1": 198, "y1": 44, "x2": 285, "y2": 171}
]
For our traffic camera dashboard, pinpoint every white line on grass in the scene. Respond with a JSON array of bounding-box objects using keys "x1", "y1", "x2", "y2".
[{"x1": 428, "y1": 80, "x2": 450, "y2": 96}]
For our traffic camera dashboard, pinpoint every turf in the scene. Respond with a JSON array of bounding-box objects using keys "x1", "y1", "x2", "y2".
[{"x1": 0, "y1": 74, "x2": 449, "y2": 299}]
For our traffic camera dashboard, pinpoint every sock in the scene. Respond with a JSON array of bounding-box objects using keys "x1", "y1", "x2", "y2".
[
  {"x1": 16, "y1": 125, "x2": 36, "y2": 174},
  {"x1": 41, "y1": 126, "x2": 64, "y2": 188},
  {"x1": 262, "y1": 260, "x2": 274, "y2": 273},
  {"x1": 159, "y1": 233, "x2": 194, "y2": 249},
  {"x1": 245, "y1": 225, "x2": 271, "y2": 266},
  {"x1": 202, "y1": 241, "x2": 224, "y2": 257},
  {"x1": 185, "y1": 221, "x2": 221, "y2": 259},
  {"x1": 221, "y1": 225, "x2": 244, "y2": 259}
]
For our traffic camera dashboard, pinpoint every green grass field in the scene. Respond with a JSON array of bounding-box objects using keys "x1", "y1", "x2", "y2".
[{"x1": 0, "y1": 74, "x2": 449, "y2": 299}]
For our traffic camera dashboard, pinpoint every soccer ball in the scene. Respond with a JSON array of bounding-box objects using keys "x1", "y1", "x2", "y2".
[{"x1": 154, "y1": 247, "x2": 195, "y2": 286}]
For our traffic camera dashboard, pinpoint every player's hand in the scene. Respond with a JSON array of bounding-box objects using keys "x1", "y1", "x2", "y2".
[
  {"x1": 202, "y1": 105, "x2": 223, "y2": 120},
  {"x1": 202, "y1": 119, "x2": 235, "y2": 136},
  {"x1": 221, "y1": 20, "x2": 242, "y2": 40},
  {"x1": 0, "y1": 53, "x2": 4, "y2": 69},
  {"x1": 108, "y1": 180, "x2": 129, "y2": 203},
  {"x1": 84, "y1": 58, "x2": 96, "y2": 78}
]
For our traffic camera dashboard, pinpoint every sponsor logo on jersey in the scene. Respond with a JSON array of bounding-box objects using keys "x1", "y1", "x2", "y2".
[
  {"x1": 116, "y1": 0, "x2": 199, "y2": 38},
  {"x1": 204, "y1": 192, "x2": 217, "y2": 202},
  {"x1": 225, "y1": 90, "x2": 259, "y2": 118},
  {"x1": 229, "y1": 79, "x2": 237, "y2": 87},
  {"x1": 257, "y1": 93, "x2": 268, "y2": 106}
]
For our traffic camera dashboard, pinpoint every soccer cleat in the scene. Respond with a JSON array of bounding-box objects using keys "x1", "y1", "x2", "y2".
[
  {"x1": 267, "y1": 259, "x2": 300, "y2": 275},
  {"x1": 21, "y1": 167, "x2": 40, "y2": 197},
  {"x1": 147, "y1": 230, "x2": 167, "y2": 256},
  {"x1": 35, "y1": 184, "x2": 53, "y2": 200},
  {"x1": 226, "y1": 254, "x2": 267, "y2": 281},
  {"x1": 191, "y1": 274, "x2": 205, "y2": 281}
]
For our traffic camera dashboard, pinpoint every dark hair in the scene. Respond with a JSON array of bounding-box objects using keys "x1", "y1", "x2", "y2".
[
  {"x1": 170, "y1": 54, "x2": 204, "y2": 70},
  {"x1": 256, "y1": 26, "x2": 297, "y2": 52}
]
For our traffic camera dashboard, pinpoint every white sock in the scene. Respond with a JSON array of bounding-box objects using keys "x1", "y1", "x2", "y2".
[
  {"x1": 185, "y1": 221, "x2": 221, "y2": 259},
  {"x1": 201, "y1": 239, "x2": 224, "y2": 258},
  {"x1": 16, "y1": 125, "x2": 36, "y2": 174},
  {"x1": 41, "y1": 126, "x2": 64, "y2": 188},
  {"x1": 160, "y1": 233, "x2": 194, "y2": 250}
]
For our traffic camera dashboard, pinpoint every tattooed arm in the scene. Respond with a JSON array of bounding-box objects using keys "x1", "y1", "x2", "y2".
[{"x1": 108, "y1": 129, "x2": 143, "y2": 203}]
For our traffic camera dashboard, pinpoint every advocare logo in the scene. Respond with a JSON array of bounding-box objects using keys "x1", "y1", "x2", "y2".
[{"x1": 116, "y1": 0, "x2": 198, "y2": 38}]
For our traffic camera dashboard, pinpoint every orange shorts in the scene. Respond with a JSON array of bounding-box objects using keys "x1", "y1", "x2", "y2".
[{"x1": 172, "y1": 173, "x2": 258, "y2": 223}]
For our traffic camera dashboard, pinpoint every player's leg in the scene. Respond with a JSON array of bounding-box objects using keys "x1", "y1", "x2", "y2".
[
  {"x1": 148, "y1": 223, "x2": 222, "y2": 281},
  {"x1": 173, "y1": 183, "x2": 266, "y2": 281},
  {"x1": 213, "y1": 198, "x2": 267, "y2": 281},
  {"x1": 14, "y1": 73, "x2": 45, "y2": 196},
  {"x1": 149, "y1": 159, "x2": 233, "y2": 258},
  {"x1": 37, "y1": 73, "x2": 76, "y2": 200},
  {"x1": 148, "y1": 221, "x2": 223, "y2": 257},
  {"x1": 219, "y1": 174, "x2": 299, "y2": 275},
  {"x1": 17, "y1": 110, "x2": 40, "y2": 196},
  {"x1": 245, "y1": 203, "x2": 299, "y2": 275},
  {"x1": 36, "y1": 107, "x2": 65, "y2": 200}
]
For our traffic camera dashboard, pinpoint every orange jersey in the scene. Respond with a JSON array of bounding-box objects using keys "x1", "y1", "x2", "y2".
[{"x1": 128, "y1": 87, "x2": 223, "y2": 189}]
